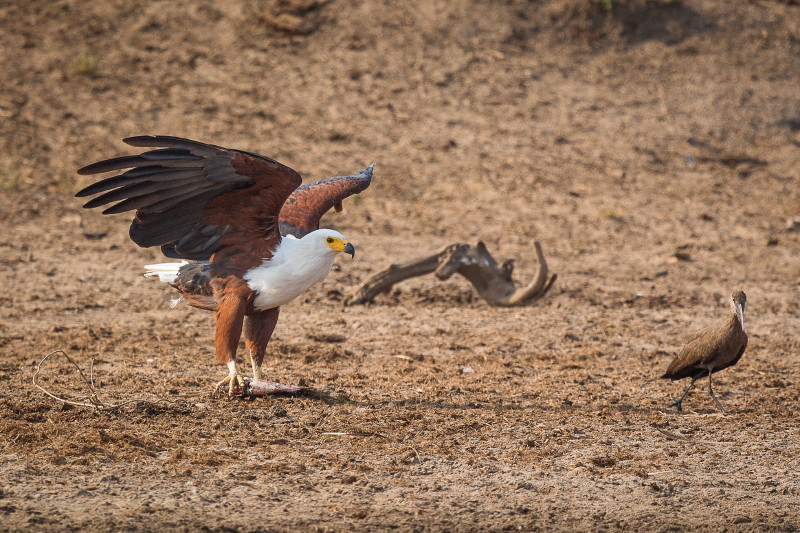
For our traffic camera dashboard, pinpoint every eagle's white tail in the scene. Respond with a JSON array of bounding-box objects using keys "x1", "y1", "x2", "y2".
[{"x1": 143, "y1": 261, "x2": 188, "y2": 283}]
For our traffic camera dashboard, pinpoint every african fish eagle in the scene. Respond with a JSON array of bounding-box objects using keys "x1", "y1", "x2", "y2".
[{"x1": 76, "y1": 135, "x2": 373, "y2": 395}]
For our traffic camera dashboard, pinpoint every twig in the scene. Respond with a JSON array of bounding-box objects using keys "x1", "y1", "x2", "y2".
[
  {"x1": 406, "y1": 446, "x2": 422, "y2": 464},
  {"x1": 321, "y1": 431, "x2": 387, "y2": 439},
  {"x1": 33, "y1": 350, "x2": 104, "y2": 409},
  {"x1": 653, "y1": 426, "x2": 728, "y2": 445},
  {"x1": 33, "y1": 350, "x2": 192, "y2": 412}
]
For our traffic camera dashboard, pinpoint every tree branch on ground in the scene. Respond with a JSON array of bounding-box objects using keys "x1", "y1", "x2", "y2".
[{"x1": 345, "y1": 241, "x2": 557, "y2": 307}]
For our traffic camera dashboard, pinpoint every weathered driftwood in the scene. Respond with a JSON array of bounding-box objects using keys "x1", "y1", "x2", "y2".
[{"x1": 345, "y1": 241, "x2": 556, "y2": 307}]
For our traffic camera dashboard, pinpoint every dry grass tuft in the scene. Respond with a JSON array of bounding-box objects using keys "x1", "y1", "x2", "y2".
[{"x1": 70, "y1": 54, "x2": 102, "y2": 77}]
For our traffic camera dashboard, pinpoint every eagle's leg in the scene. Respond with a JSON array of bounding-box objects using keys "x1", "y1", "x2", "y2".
[
  {"x1": 244, "y1": 307, "x2": 280, "y2": 381},
  {"x1": 215, "y1": 360, "x2": 244, "y2": 396},
  {"x1": 212, "y1": 284, "x2": 250, "y2": 396}
]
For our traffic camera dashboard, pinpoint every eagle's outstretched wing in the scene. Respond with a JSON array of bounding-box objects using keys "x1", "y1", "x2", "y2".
[
  {"x1": 278, "y1": 163, "x2": 374, "y2": 238},
  {"x1": 76, "y1": 135, "x2": 301, "y2": 272}
]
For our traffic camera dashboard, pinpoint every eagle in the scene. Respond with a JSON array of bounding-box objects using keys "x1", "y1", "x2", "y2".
[{"x1": 76, "y1": 135, "x2": 373, "y2": 395}]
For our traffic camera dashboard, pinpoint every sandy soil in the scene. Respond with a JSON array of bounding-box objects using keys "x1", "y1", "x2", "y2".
[{"x1": 1, "y1": 0, "x2": 800, "y2": 531}]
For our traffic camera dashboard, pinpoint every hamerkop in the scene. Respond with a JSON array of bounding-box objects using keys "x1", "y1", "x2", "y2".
[{"x1": 662, "y1": 291, "x2": 748, "y2": 414}]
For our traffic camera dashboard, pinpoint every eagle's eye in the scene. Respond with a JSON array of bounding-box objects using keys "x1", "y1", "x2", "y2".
[{"x1": 326, "y1": 237, "x2": 335, "y2": 243}]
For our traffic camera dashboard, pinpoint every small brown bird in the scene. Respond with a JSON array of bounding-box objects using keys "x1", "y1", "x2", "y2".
[{"x1": 662, "y1": 291, "x2": 748, "y2": 413}]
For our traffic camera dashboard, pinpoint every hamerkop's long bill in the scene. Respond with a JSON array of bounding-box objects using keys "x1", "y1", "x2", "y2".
[{"x1": 662, "y1": 291, "x2": 748, "y2": 414}]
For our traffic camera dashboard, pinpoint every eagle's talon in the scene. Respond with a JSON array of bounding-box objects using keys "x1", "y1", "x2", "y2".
[
  {"x1": 212, "y1": 375, "x2": 231, "y2": 397},
  {"x1": 230, "y1": 374, "x2": 243, "y2": 397},
  {"x1": 214, "y1": 363, "x2": 244, "y2": 397}
]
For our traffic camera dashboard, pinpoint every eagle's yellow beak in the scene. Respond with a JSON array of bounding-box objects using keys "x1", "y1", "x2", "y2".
[{"x1": 326, "y1": 236, "x2": 355, "y2": 257}]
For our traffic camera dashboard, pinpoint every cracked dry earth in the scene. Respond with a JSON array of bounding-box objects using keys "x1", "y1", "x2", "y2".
[{"x1": 1, "y1": 0, "x2": 799, "y2": 531}]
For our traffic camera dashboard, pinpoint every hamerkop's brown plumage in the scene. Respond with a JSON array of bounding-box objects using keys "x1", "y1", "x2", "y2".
[{"x1": 662, "y1": 291, "x2": 748, "y2": 413}]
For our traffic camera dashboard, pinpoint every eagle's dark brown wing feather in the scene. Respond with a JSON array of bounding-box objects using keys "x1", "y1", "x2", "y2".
[
  {"x1": 77, "y1": 136, "x2": 302, "y2": 270},
  {"x1": 279, "y1": 163, "x2": 374, "y2": 238}
]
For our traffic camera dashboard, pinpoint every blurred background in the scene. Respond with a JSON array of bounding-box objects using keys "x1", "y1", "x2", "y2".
[{"x1": 3, "y1": 0, "x2": 798, "y2": 245}]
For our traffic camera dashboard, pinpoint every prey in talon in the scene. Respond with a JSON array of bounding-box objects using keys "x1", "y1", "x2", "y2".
[{"x1": 77, "y1": 135, "x2": 373, "y2": 396}]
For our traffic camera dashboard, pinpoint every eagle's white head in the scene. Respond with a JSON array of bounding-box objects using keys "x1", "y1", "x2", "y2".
[{"x1": 302, "y1": 229, "x2": 355, "y2": 257}]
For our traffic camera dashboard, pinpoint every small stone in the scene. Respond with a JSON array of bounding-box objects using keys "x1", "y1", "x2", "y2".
[{"x1": 60, "y1": 213, "x2": 82, "y2": 226}]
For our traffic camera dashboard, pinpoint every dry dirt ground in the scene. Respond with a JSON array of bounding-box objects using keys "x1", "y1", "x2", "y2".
[{"x1": 1, "y1": 0, "x2": 800, "y2": 531}]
